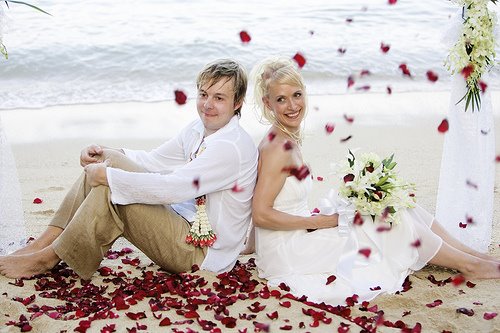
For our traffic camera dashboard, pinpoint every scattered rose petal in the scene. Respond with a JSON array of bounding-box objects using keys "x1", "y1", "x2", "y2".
[
  {"x1": 459, "y1": 222, "x2": 467, "y2": 228},
  {"x1": 326, "y1": 275, "x2": 337, "y2": 285},
  {"x1": 340, "y1": 135, "x2": 352, "y2": 143},
  {"x1": 279, "y1": 301, "x2": 291, "y2": 308},
  {"x1": 316, "y1": 176, "x2": 324, "y2": 181},
  {"x1": 483, "y1": 312, "x2": 497, "y2": 320},
  {"x1": 239, "y1": 30, "x2": 251, "y2": 43},
  {"x1": 283, "y1": 141, "x2": 293, "y2": 150},
  {"x1": 293, "y1": 52, "x2": 306, "y2": 68},
  {"x1": 437, "y1": 119, "x2": 449, "y2": 133},
  {"x1": 346, "y1": 18, "x2": 353, "y2": 23},
  {"x1": 311, "y1": 207, "x2": 320, "y2": 214},
  {"x1": 33, "y1": 198, "x2": 43, "y2": 204},
  {"x1": 358, "y1": 248, "x2": 371, "y2": 258},
  {"x1": 456, "y1": 308, "x2": 474, "y2": 316},
  {"x1": 253, "y1": 321, "x2": 270, "y2": 332},
  {"x1": 466, "y1": 281, "x2": 476, "y2": 288},
  {"x1": 386, "y1": 86, "x2": 392, "y2": 94},
  {"x1": 174, "y1": 90, "x2": 187, "y2": 105},
  {"x1": 388, "y1": 0, "x2": 397, "y2": 4},
  {"x1": 268, "y1": 132, "x2": 276, "y2": 141},
  {"x1": 279, "y1": 325, "x2": 293, "y2": 331},
  {"x1": 410, "y1": 239, "x2": 421, "y2": 248},
  {"x1": 325, "y1": 123, "x2": 335, "y2": 134},
  {"x1": 338, "y1": 47, "x2": 347, "y2": 54},
  {"x1": 426, "y1": 300, "x2": 443, "y2": 308},
  {"x1": 125, "y1": 312, "x2": 146, "y2": 320},
  {"x1": 266, "y1": 311, "x2": 278, "y2": 320},
  {"x1": 426, "y1": 70, "x2": 438, "y2": 82},
  {"x1": 466, "y1": 180, "x2": 478, "y2": 190},
  {"x1": 353, "y1": 212, "x2": 364, "y2": 225},
  {"x1": 402, "y1": 310, "x2": 411, "y2": 317},
  {"x1": 159, "y1": 317, "x2": 172, "y2": 326},
  {"x1": 360, "y1": 69, "x2": 371, "y2": 77},
  {"x1": 192, "y1": 177, "x2": 200, "y2": 190},
  {"x1": 247, "y1": 302, "x2": 266, "y2": 313},
  {"x1": 231, "y1": 183, "x2": 244, "y2": 193},
  {"x1": 461, "y1": 64, "x2": 474, "y2": 79},
  {"x1": 347, "y1": 75, "x2": 355, "y2": 89},
  {"x1": 356, "y1": 85, "x2": 371, "y2": 91},
  {"x1": 479, "y1": 81, "x2": 488, "y2": 93},
  {"x1": 343, "y1": 174, "x2": 355, "y2": 183},
  {"x1": 451, "y1": 274, "x2": 465, "y2": 286},
  {"x1": 370, "y1": 286, "x2": 381, "y2": 291},
  {"x1": 343, "y1": 114, "x2": 354, "y2": 123},
  {"x1": 398, "y1": 63, "x2": 412, "y2": 77},
  {"x1": 281, "y1": 165, "x2": 310, "y2": 181},
  {"x1": 496, "y1": 155, "x2": 500, "y2": 162},
  {"x1": 380, "y1": 42, "x2": 391, "y2": 53}
]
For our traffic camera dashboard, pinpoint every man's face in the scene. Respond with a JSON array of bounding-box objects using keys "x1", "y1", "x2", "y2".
[{"x1": 196, "y1": 77, "x2": 241, "y2": 136}]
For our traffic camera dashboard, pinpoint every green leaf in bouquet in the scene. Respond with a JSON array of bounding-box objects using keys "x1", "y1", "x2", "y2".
[
  {"x1": 382, "y1": 154, "x2": 396, "y2": 170},
  {"x1": 375, "y1": 175, "x2": 390, "y2": 187},
  {"x1": 347, "y1": 149, "x2": 355, "y2": 168},
  {"x1": 0, "y1": 42, "x2": 7, "y2": 59}
]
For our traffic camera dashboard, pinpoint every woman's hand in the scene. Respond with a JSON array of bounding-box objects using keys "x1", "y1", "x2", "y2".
[
  {"x1": 84, "y1": 160, "x2": 110, "y2": 187},
  {"x1": 80, "y1": 144, "x2": 104, "y2": 167}
]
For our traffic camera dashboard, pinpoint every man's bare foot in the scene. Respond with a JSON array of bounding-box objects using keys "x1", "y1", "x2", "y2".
[
  {"x1": 461, "y1": 258, "x2": 500, "y2": 280},
  {"x1": 11, "y1": 226, "x2": 63, "y2": 256},
  {"x1": 0, "y1": 246, "x2": 60, "y2": 278}
]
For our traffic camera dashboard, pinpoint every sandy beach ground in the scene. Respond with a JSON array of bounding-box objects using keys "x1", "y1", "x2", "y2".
[{"x1": 1, "y1": 91, "x2": 499, "y2": 332}]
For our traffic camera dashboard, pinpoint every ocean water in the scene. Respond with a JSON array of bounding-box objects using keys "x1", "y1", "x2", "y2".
[{"x1": 0, "y1": 0, "x2": 499, "y2": 109}]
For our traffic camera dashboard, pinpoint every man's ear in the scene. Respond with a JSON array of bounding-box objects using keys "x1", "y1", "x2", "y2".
[{"x1": 233, "y1": 100, "x2": 243, "y2": 112}]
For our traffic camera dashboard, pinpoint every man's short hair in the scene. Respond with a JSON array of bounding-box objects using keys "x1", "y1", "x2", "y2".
[{"x1": 196, "y1": 59, "x2": 248, "y2": 117}]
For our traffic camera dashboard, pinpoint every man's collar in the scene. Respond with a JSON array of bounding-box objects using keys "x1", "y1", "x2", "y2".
[{"x1": 192, "y1": 115, "x2": 239, "y2": 141}]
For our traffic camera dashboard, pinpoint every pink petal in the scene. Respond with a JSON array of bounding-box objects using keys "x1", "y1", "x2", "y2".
[
  {"x1": 437, "y1": 119, "x2": 449, "y2": 133},
  {"x1": 174, "y1": 90, "x2": 187, "y2": 105},
  {"x1": 239, "y1": 30, "x2": 251, "y2": 43},
  {"x1": 33, "y1": 197, "x2": 43, "y2": 204},
  {"x1": 358, "y1": 248, "x2": 371, "y2": 258},
  {"x1": 325, "y1": 123, "x2": 335, "y2": 134},
  {"x1": 479, "y1": 81, "x2": 488, "y2": 93},
  {"x1": 380, "y1": 42, "x2": 391, "y2": 53},
  {"x1": 483, "y1": 312, "x2": 497, "y2": 320},
  {"x1": 426, "y1": 70, "x2": 438, "y2": 82}
]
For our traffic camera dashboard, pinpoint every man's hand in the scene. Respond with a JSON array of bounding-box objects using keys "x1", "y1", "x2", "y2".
[
  {"x1": 84, "y1": 160, "x2": 110, "y2": 187},
  {"x1": 80, "y1": 144, "x2": 104, "y2": 167}
]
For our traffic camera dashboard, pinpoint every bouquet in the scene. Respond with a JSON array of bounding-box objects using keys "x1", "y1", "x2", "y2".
[{"x1": 336, "y1": 150, "x2": 416, "y2": 225}]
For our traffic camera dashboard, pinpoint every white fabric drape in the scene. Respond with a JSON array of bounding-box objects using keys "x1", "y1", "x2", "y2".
[
  {"x1": 0, "y1": 117, "x2": 26, "y2": 254},
  {"x1": 435, "y1": 74, "x2": 495, "y2": 252}
]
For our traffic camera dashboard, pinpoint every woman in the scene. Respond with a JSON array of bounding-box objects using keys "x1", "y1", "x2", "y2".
[{"x1": 250, "y1": 57, "x2": 499, "y2": 306}]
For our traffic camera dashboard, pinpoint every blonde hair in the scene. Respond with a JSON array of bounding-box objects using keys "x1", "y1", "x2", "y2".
[
  {"x1": 197, "y1": 59, "x2": 248, "y2": 117},
  {"x1": 251, "y1": 56, "x2": 307, "y2": 142}
]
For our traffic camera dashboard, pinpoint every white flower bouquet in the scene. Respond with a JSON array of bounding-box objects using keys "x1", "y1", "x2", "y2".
[
  {"x1": 445, "y1": 0, "x2": 498, "y2": 111},
  {"x1": 336, "y1": 150, "x2": 416, "y2": 225}
]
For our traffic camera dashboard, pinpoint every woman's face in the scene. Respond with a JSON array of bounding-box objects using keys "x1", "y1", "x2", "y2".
[{"x1": 263, "y1": 82, "x2": 305, "y2": 132}]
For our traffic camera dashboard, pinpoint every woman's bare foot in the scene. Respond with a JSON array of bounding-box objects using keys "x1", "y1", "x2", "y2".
[
  {"x1": 0, "y1": 246, "x2": 60, "y2": 278},
  {"x1": 11, "y1": 226, "x2": 63, "y2": 256},
  {"x1": 461, "y1": 258, "x2": 500, "y2": 280}
]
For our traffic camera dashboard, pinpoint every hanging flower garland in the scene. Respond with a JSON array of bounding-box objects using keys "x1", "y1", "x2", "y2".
[
  {"x1": 185, "y1": 196, "x2": 217, "y2": 247},
  {"x1": 445, "y1": 0, "x2": 498, "y2": 112}
]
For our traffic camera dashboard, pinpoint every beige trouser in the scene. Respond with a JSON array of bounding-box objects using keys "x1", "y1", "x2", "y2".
[{"x1": 50, "y1": 149, "x2": 206, "y2": 280}]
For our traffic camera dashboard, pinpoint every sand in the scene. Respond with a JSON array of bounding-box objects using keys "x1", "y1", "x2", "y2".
[{"x1": 0, "y1": 91, "x2": 499, "y2": 332}]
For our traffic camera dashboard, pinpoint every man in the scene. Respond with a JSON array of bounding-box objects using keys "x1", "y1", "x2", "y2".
[{"x1": 0, "y1": 59, "x2": 258, "y2": 279}]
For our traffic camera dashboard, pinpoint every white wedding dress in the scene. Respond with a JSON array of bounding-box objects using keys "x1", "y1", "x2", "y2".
[
  {"x1": 256, "y1": 175, "x2": 443, "y2": 306},
  {"x1": 0, "y1": 117, "x2": 27, "y2": 255}
]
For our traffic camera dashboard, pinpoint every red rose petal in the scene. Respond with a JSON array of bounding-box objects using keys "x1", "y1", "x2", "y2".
[
  {"x1": 466, "y1": 281, "x2": 476, "y2": 288},
  {"x1": 266, "y1": 311, "x2": 278, "y2": 320},
  {"x1": 355, "y1": 85, "x2": 371, "y2": 92},
  {"x1": 282, "y1": 165, "x2": 310, "y2": 181},
  {"x1": 451, "y1": 274, "x2": 465, "y2": 286},
  {"x1": 380, "y1": 42, "x2": 391, "y2": 53},
  {"x1": 283, "y1": 141, "x2": 293, "y2": 150},
  {"x1": 437, "y1": 119, "x2": 449, "y2": 133},
  {"x1": 377, "y1": 225, "x2": 391, "y2": 234},
  {"x1": 239, "y1": 30, "x2": 251, "y2": 43},
  {"x1": 316, "y1": 176, "x2": 324, "y2": 181},
  {"x1": 483, "y1": 312, "x2": 497, "y2": 320},
  {"x1": 426, "y1": 70, "x2": 439, "y2": 82},
  {"x1": 33, "y1": 197, "x2": 43, "y2": 204},
  {"x1": 125, "y1": 312, "x2": 146, "y2": 320},
  {"x1": 311, "y1": 207, "x2": 320, "y2": 214},
  {"x1": 347, "y1": 75, "x2": 355, "y2": 89},
  {"x1": 343, "y1": 174, "x2": 355, "y2": 183},
  {"x1": 358, "y1": 248, "x2": 371, "y2": 258},
  {"x1": 360, "y1": 69, "x2": 371, "y2": 77},
  {"x1": 456, "y1": 308, "x2": 474, "y2": 316},
  {"x1": 459, "y1": 222, "x2": 467, "y2": 228},
  {"x1": 159, "y1": 317, "x2": 172, "y2": 326},
  {"x1": 326, "y1": 275, "x2": 337, "y2": 285},
  {"x1": 292, "y1": 52, "x2": 306, "y2": 68},
  {"x1": 338, "y1": 47, "x2": 347, "y2": 54},
  {"x1": 402, "y1": 310, "x2": 411, "y2": 317},
  {"x1": 353, "y1": 212, "x2": 364, "y2": 225},
  {"x1": 174, "y1": 90, "x2": 187, "y2": 105},
  {"x1": 479, "y1": 81, "x2": 488, "y2": 93},
  {"x1": 279, "y1": 301, "x2": 291, "y2": 308},
  {"x1": 398, "y1": 63, "x2": 412, "y2": 77},
  {"x1": 192, "y1": 177, "x2": 200, "y2": 190},
  {"x1": 231, "y1": 183, "x2": 244, "y2": 193},
  {"x1": 496, "y1": 155, "x2": 500, "y2": 162},
  {"x1": 247, "y1": 302, "x2": 266, "y2": 313},
  {"x1": 386, "y1": 86, "x2": 392, "y2": 94},
  {"x1": 388, "y1": 0, "x2": 397, "y2": 4},
  {"x1": 410, "y1": 239, "x2": 421, "y2": 248},
  {"x1": 370, "y1": 286, "x2": 381, "y2": 291},
  {"x1": 343, "y1": 114, "x2": 354, "y2": 123},
  {"x1": 325, "y1": 123, "x2": 335, "y2": 134},
  {"x1": 461, "y1": 64, "x2": 474, "y2": 79},
  {"x1": 279, "y1": 325, "x2": 293, "y2": 331},
  {"x1": 253, "y1": 322, "x2": 270, "y2": 332},
  {"x1": 425, "y1": 299, "x2": 443, "y2": 308},
  {"x1": 346, "y1": 18, "x2": 353, "y2": 23},
  {"x1": 268, "y1": 132, "x2": 276, "y2": 141}
]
